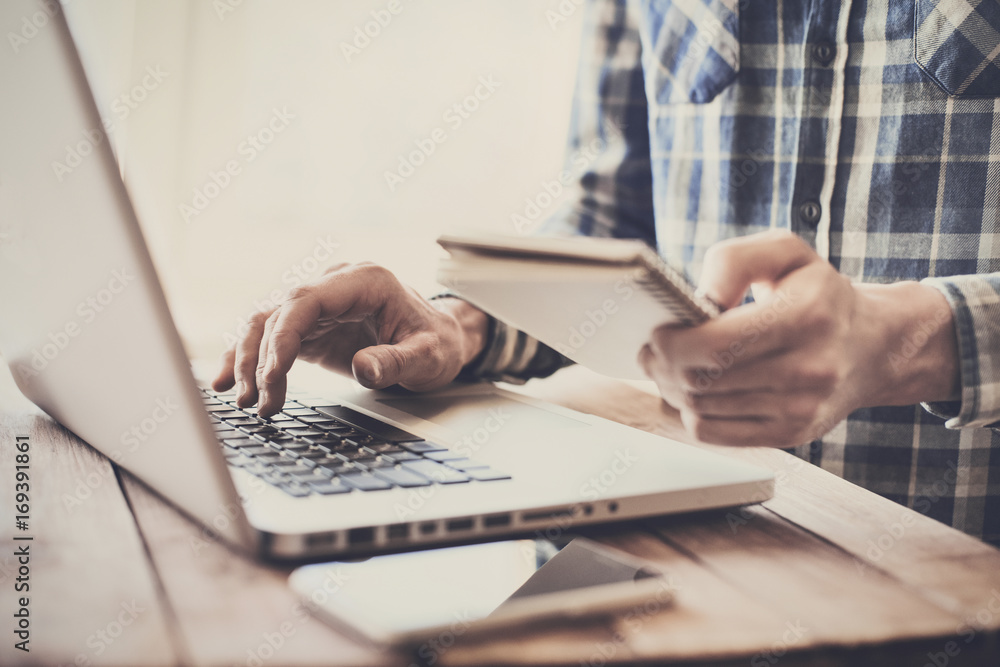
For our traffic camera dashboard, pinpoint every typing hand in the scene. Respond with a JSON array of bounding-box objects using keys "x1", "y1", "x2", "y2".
[
  {"x1": 212, "y1": 263, "x2": 487, "y2": 418},
  {"x1": 638, "y1": 230, "x2": 959, "y2": 448}
]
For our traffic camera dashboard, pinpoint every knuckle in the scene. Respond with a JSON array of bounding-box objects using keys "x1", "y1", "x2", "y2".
[
  {"x1": 284, "y1": 285, "x2": 312, "y2": 303},
  {"x1": 321, "y1": 261, "x2": 351, "y2": 276},
  {"x1": 248, "y1": 310, "x2": 270, "y2": 327}
]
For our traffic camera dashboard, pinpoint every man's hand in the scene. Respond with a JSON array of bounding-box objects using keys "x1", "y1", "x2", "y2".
[
  {"x1": 639, "y1": 230, "x2": 960, "y2": 448},
  {"x1": 212, "y1": 262, "x2": 488, "y2": 418}
]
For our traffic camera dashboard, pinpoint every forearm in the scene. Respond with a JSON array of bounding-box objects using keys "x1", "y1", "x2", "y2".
[{"x1": 856, "y1": 281, "x2": 960, "y2": 408}]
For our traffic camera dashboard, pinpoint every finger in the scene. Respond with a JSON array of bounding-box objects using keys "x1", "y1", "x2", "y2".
[
  {"x1": 682, "y1": 389, "x2": 782, "y2": 420},
  {"x1": 352, "y1": 333, "x2": 450, "y2": 391},
  {"x1": 698, "y1": 229, "x2": 817, "y2": 308},
  {"x1": 680, "y1": 411, "x2": 778, "y2": 448},
  {"x1": 262, "y1": 268, "x2": 391, "y2": 383},
  {"x1": 212, "y1": 347, "x2": 237, "y2": 392},
  {"x1": 234, "y1": 311, "x2": 270, "y2": 407},
  {"x1": 255, "y1": 311, "x2": 280, "y2": 415},
  {"x1": 681, "y1": 350, "x2": 836, "y2": 396},
  {"x1": 651, "y1": 287, "x2": 799, "y2": 368}
]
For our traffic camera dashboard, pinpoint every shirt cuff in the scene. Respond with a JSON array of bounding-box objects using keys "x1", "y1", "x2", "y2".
[{"x1": 920, "y1": 275, "x2": 1000, "y2": 429}]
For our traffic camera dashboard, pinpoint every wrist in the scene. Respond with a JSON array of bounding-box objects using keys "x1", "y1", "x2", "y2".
[
  {"x1": 431, "y1": 296, "x2": 489, "y2": 368},
  {"x1": 856, "y1": 281, "x2": 960, "y2": 407}
]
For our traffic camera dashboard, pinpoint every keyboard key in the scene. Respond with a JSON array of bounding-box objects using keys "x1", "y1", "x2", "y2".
[
  {"x1": 270, "y1": 460, "x2": 310, "y2": 471},
  {"x1": 277, "y1": 440, "x2": 312, "y2": 451},
  {"x1": 312, "y1": 406, "x2": 423, "y2": 442},
  {"x1": 382, "y1": 451, "x2": 422, "y2": 463},
  {"x1": 309, "y1": 480, "x2": 352, "y2": 495},
  {"x1": 239, "y1": 445, "x2": 277, "y2": 456},
  {"x1": 467, "y1": 468, "x2": 512, "y2": 482},
  {"x1": 317, "y1": 460, "x2": 358, "y2": 476},
  {"x1": 279, "y1": 483, "x2": 311, "y2": 498},
  {"x1": 266, "y1": 413, "x2": 297, "y2": 422},
  {"x1": 364, "y1": 457, "x2": 397, "y2": 470},
  {"x1": 444, "y1": 458, "x2": 490, "y2": 471},
  {"x1": 373, "y1": 467, "x2": 431, "y2": 488},
  {"x1": 214, "y1": 411, "x2": 246, "y2": 420},
  {"x1": 205, "y1": 404, "x2": 231, "y2": 412},
  {"x1": 243, "y1": 426, "x2": 281, "y2": 437},
  {"x1": 403, "y1": 459, "x2": 470, "y2": 484},
  {"x1": 367, "y1": 442, "x2": 405, "y2": 455},
  {"x1": 424, "y1": 450, "x2": 466, "y2": 462},
  {"x1": 296, "y1": 416, "x2": 338, "y2": 424},
  {"x1": 341, "y1": 473, "x2": 392, "y2": 492},
  {"x1": 400, "y1": 441, "x2": 447, "y2": 453},
  {"x1": 284, "y1": 407, "x2": 321, "y2": 417},
  {"x1": 222, "y1": 438, "x2": 261, "y2": 448},
  {"x1": 226, "y1": 418, "x2": 261, "y2": 427},
  {"x1": 287, "y1": 469, "x2": 333, "y2": 483}
]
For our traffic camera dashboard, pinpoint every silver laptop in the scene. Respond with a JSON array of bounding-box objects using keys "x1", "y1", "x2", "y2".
[{"x1": 0, "y1": 0, "x2": 773, "y2": 560}]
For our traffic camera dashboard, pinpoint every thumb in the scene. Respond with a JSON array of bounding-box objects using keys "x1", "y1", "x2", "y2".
[
  {"x1": 351, "y1": 336, "x2": 443, "y2": 390},
  {"x1": 698, "y1": 230, "x2": 818, "y2": 309}
]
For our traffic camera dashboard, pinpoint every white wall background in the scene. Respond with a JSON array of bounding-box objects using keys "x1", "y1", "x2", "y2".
[{"x1": 64, "y1": 0, "x2": 584, "y2": 359}]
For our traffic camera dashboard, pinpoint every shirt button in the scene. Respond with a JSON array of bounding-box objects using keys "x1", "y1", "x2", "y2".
[
  {"x1": 799, "y1": 200, "x2": 822, "y2": 226},
  {"x1": 812, "y1": 42, "x2": 835, "y2": 66}
]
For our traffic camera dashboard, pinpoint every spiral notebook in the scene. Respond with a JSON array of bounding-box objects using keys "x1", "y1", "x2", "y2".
[{"x1": 436, "y1": 233, "x2": 721, "y2": 380}]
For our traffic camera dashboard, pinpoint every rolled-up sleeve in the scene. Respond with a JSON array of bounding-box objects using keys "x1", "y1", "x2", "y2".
[{"x1": 921, "y1": 274, "x2": 1000, "y2": 429}]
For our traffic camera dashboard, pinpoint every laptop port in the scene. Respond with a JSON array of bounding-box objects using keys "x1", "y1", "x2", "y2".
[
  {"x1": 348, "y1": 527, "x2": 374, "y2": 545},
  {"x1": 305, "y1": 532, "x2": 337, "y2": 548},
  {"x1": 483, "y1": 513, "x2": 511, "y2": 528},
  {"x1": 522, "y1": 508, "x2": 574, "y2": 522},
  {"x1": 446, "y1": 518, "x2": 474, "y2": 532},
  {"x1": 387, "y1": 523, "x2": 409, "y2": 540},
  {"x1": 419, "y1": 521, "x2": 438, "y2": 535}
]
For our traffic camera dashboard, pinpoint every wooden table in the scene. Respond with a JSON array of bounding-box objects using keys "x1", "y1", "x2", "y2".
[{"x1": 2, "y1": 362, "x2": 999, "y2": 666}]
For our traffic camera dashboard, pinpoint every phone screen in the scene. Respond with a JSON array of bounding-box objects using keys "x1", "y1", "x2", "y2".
[{"x1": 289, "y1": 537, "x2": 662, "y2": 643}]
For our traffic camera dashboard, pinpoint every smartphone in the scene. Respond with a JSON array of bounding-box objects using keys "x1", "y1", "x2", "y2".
[{"x1": 288, "y1": 537, "x2": 674, "y2": 649}]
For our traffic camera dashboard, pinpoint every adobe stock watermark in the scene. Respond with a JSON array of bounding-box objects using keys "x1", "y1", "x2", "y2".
[
  {"x1": 14, "y1": 268, "x2": 135, "y2": 383},
  {"x1": 222, "y1": 235, "x2": 340, "y2": 347},
  {"x1": 62, "y1": 599, "x2": 146, "y2": 665},
  {"x1": 179, "y1": 107, "x2": 296, "y2": 223},
  {"x1": 887, "y1": 306, "x2": 951, "y2": 373},
  {"x1": 394, "y1": 406, "x2": 513, "y2": 520},
  {"x1": 61, "y1": 397, "x2": 181, "y2": 512},
  {"x1": 928, "y1": 588, "x2": 1000, "y2": 667},
  {"x1": 408, "y1": 610, "x2": 475, "y2": 667},
  {"x1": 383, "y1": 74, "x2": 501, "y2": 192},
  {"x1": 689, "y1": 288, "x2": 796, "y2": 392},
  {"x1": 6, "y1": 0, "x2": 67, "y2": 54},
  {"x1": 340, "y1": 0, "x2": 412, "y2": 63},
  {"x1": 511, "y1": 120, "x2": 622, "y2": 236},
  {"x1": 580, "y1": 577, "x2": 679, "y2": 667},
  {"x1": 545, "y1": 0, "x2": 584, "y2": 31},
  {"x1": 551, "y1": 273, "x2": 639, "y2": 359},
  {"x1": 212, "y1": 0, "x2": 244, "y2": 22},
  {"x1": 532, "y1": 447, "x2": 640, "y2": 546},
  {"x1": 853, "y1": 460, "x2": 968, "y2": 577},
  {"x1": 52, "y1": 65, "x2": 169, "y2": 182},
  {"x1": 750, "y1": 619, "x2": 809, "y2": 667},
  {"x1": 241, "y1": 568, "x2": 350, "y2": 667}
]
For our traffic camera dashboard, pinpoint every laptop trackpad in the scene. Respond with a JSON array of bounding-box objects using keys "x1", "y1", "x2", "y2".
[{"x1": 376, "y1": 394, "x2": 587, "y2": 438}]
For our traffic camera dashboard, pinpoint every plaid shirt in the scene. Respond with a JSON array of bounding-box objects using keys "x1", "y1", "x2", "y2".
[{"x1": 459, "y1": 0, "x2": 1000, "y2": 545}]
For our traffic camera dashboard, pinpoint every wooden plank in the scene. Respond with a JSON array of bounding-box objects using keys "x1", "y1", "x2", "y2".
[
  {"x1": 0, "y1": 410, "x2": 178, "y2": 666},
  {"x1": 118, "y1": 472, "x2": 388, "y2": 667}
]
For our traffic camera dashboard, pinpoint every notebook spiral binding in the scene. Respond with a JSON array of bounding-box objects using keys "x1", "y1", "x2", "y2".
[{"x1": 633, "y1": 250, "x2": 722, "y2": 327}]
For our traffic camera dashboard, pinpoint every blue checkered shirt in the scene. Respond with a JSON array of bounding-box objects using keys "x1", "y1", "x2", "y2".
[{"x1": 457, "y1": 0, "x2": 1000, "y2": 545}]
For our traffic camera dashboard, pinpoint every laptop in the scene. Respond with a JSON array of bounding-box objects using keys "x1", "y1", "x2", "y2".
[{"x1": 0, "y1": 0, "x2": 773, "y2": 560}]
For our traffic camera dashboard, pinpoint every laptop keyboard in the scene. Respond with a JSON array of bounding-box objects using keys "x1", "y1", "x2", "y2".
[{"x1": 200, "y1": 388, "x2": 511, "y2": 498}]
